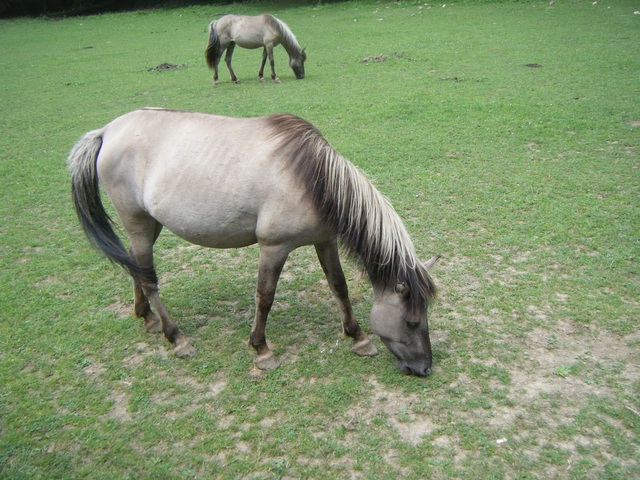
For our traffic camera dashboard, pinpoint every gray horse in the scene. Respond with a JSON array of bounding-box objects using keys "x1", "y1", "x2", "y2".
[
  {"x1": 205, "y1": 14, "x2": 306, "y2": 84},
  {"x1": 68, "y1": 108, "x2": 439, "y2": 376}
]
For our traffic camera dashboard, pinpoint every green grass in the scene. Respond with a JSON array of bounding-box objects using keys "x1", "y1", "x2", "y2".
[{"x1": 1, "y1": 1, "x2": 639, "y2": 478}]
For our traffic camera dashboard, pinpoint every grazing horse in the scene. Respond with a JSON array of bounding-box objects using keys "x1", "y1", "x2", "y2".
[
  {"x1": 68, "y1": 108, "x2": 439, "y2": 376},
  {"x1": 205, "y1": 14, "x2": 306, "y2": 84}
]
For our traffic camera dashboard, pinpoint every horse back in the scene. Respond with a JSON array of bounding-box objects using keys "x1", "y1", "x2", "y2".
[
  {"x1": 215, "y1": 14, "x2": 281, "y2": 48},
  {"x1": 96, "y1": 109, "x2": 325, "y2": 249}
]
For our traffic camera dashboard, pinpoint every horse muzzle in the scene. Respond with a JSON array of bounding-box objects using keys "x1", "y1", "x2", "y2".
[
  {"x1": 378, "y1": 336, "x2": 432, "y2": 377},
  {"x1": 399, "y1": 361, "x2": 432, "y2": 377}
]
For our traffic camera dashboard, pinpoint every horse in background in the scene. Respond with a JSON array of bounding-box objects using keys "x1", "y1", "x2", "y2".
[{"x1": 205, "y1": 14, "x2": 306, "y2": 85}]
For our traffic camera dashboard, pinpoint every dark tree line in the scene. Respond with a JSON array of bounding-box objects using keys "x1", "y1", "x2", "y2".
[
  {"x1": 0, "y1": 0, "x2": 347, "y2": 18},
  {"x1": 0, "y1": 0, "x2": 238, "y2": 18}
]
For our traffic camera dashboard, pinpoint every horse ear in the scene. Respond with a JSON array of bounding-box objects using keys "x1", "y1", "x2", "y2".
[{"x1": 424, "y1": 255, "x2": 441, "y2": 271}]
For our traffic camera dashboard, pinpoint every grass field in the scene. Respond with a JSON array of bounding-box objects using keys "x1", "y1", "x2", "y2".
[{"x1": 1, "y1": 0, "x2": 639, "y2": 478}]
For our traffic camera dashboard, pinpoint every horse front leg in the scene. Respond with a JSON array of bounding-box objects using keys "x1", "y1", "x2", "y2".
[
  {"x1": 265, "y1": 45, "x2": 280, "y2": 83},
  {"x1": 249, "y1": 245, "x2": 290, "y2": 370},
  {"x1": 212, "y1": 42, "x2": 230, "y2": 85},
  {"x1": 224, "y1": 42, "x2": 240, "y2": 84},
  {"x1": 315, "y1": 240, "x2": 378, "y2": 357},
  {"x1": 258, "y1": 48, "x2": 268, "y2": 82}
]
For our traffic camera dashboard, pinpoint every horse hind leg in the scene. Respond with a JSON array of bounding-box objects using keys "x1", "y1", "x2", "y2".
[
  {"x1": 142, "y1": 281, "x2": 195, "y2": 358},
  {"x1": 315, "y1": 240, "x2": 378, "y2": 357},
  {"x1": 133, "y1": 276, "x2": 161, "y2": 333},
  {"x1": 128, "y1": 219, "x2": 195, "y2": 358},
  {"x1": 212, "y1": 44, "x2": 226, "y2": 85},
  {"x1": 213, "y1": 59, "x2": 220, "y2": 85},
  {"x1": 130, "y1": 222, "x2": 162, "y2": 333}
]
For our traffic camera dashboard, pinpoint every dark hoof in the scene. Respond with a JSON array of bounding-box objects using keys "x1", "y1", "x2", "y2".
[
  {"x1": 174, "y1": 342, "x2": 196, "y2": 358},
  {"x1": 255, "y1": 351, "x2": 280, "y2": 370},
  {"x1": 352, "y1": 339, "x2": 378, "y2": 357}
]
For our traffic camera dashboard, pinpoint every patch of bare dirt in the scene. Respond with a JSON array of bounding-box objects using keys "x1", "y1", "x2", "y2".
[
  {"x1": 90, "y1": 342, "x2": 229, "y2": 424},
  {"x1": 147, "y1": 62, "x2": 186, "y2": 72},
  {"x1": 361, "y1": 55, "x2": 388, "y2": 63},
  {"x1": 340, "y1": 377, "x2": 432, "y2": 445},
  {"x1": 105, "y1": 300, "x2": 132, "y2": 319},
  {"x1": 120, "y1": 342, "x2": 166, "y2": 367},
  {"x1": 108, "y1": 390, "x2": 132, "y2": 422},
  {"x1": 83, "y1": 361, "x2": 106, "y2": 379}
]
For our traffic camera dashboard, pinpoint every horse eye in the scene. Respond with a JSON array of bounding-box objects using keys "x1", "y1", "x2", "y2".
[
  {"x1": 394, "y1": 283, "x2": 410, "y2": 297},
  {"x1": 405, "y1": 319, "x2": 420, "y2": 329}
]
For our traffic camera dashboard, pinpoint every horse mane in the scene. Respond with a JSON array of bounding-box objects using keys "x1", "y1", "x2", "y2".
[
  {"x1": 266, "y1": 113, "x2": 436, "y2": 308},
  {"x1": 264, "y1": 14, "x2": 306, "y2": 60}
]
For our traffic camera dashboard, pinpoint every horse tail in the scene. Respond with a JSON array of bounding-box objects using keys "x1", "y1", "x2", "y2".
[
  {"x1": 205, "y1": 21, "x2": 220, "y2": 69},
  {"x1": 67, "y1": 129, "x2": 154, "y2": 284}
]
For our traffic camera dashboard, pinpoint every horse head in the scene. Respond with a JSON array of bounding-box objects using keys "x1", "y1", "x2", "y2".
[
  {"x1": 290, "y1": 48, "x2": 306, "y2": 79},
  {"x1": 369, "y1": 256, "x2": 440, "y2": 376}
]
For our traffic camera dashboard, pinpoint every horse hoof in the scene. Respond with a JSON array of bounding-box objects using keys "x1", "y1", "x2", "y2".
[
  {"x1": 259, "y1": 76, "x2": 266, "y2": 83},
  {"x1": 174, "y1": 342, "x2": 196, "y2": 358},
  {"x1": 233, "y1": 79, "x2": 241, "y2": 84},
  {"x1": 255, "y1": 352, "x2": 280, "y2": 370},
  {"x1": 352, "y1": 339, "x2": 378, "y2": 357}
]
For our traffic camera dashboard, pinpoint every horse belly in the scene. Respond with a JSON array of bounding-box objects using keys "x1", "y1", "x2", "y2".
[
  {"x1": 155, "y1": 199, "x2": 326, "y2": 251},
  {"x1": 165, "y1": 215, "x2": 259, "y2": 249},
  {"x1": 145, "y1": 183, "x2": 262, "y2": 249},
  {"x1": 143, "y1": 167, "x2": 324, "y2": 250},
  {"x1": 233, "y1": 32, "x2": 270, "y2": 49}
]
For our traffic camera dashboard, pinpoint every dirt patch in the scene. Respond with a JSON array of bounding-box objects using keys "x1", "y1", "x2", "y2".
[
  {"x1": 343, "y1": 377, "x2": 432, "y2": 445},
  {"x1": 439, "y1": 76, "x2": 464, "y2": 83},
  {"x1": 83, "y1": 361, "x2": 107, "y2": 379},
  {"x1": 105, "y1": 300, "x2": 132, "y2": 319},
  {"x1": 148, "y1": 63, "x2": 186, "y2": 72},
  {"x1": 361, "y1": 55, "x2": 388, "y2": 63},
  {"x1": 96, "y1": 342, "x2": 229, "y2": 424},
  {"x1": 121, "y1": 342, "x2": 167, "y2": 367},
  {"x1": 108, "y1": 390, "x2": 132, "y2": 422}
]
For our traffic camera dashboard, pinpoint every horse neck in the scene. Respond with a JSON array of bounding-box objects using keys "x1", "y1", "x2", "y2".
[
  {"x1": 319, "y1": 149, "x2": 420, "y2": 281},
  {"x1": 319, "y1": 151, "x2": 436, "y2": 307},
  {"x1": 266, "y1": 113, "x2": 434, "y2": 305},
  {"x1": 274, "y1": 19, "x2": 303, "y2": 58}
]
